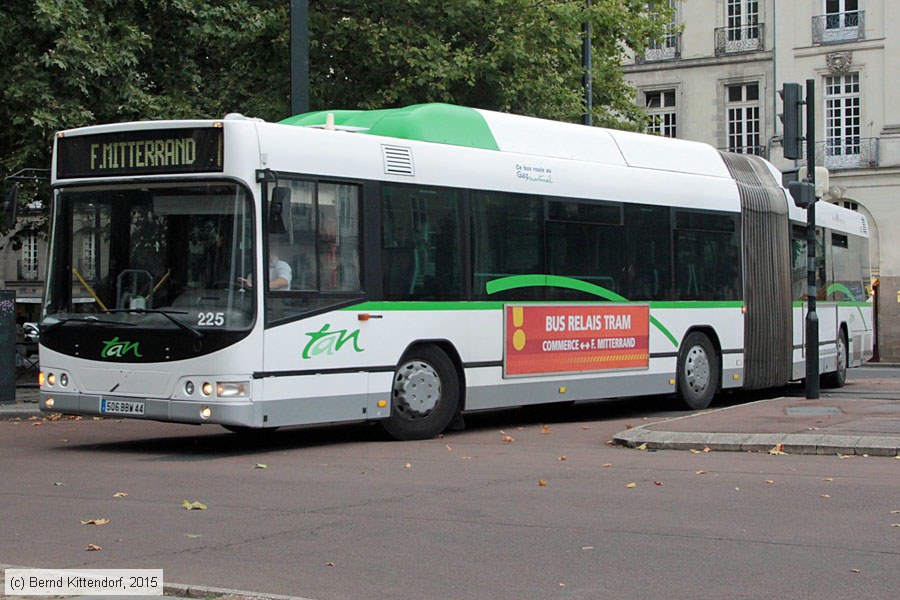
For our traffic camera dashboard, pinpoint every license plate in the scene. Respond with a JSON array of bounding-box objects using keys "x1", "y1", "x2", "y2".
[{"x1": 100, "y1": 399, "x2": 145, "y2": 415}]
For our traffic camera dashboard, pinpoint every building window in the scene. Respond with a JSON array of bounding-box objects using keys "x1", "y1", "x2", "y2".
[
  {"x1": 825, "y1": 0, "x2": 859, "y2": 30},
  {"x1": 726, "y1": 82, "x2": 761, "y2": 155},
  {"x1": 824, "y1": 73, "x2": 861, "y2": 167},
  {"x1": 727, "y1": 0, "x2": 760, "y2": 42},
  {"x1": 21, "y1": 232, "x2": 38, "y2": 280},
  {"x1": 81, "y1": 234, "x2": 96, "y2": 280},
  {"x1": 644, "y1": 0, "x2": 679, "y2": 62},
  {"x1": 645, "y1": 90, "x2": 677, "y2": 138}
]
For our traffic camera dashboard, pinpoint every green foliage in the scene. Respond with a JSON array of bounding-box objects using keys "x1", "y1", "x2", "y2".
[{"x1": 0, "y1": 0, "x2": 672, "y2": 235}]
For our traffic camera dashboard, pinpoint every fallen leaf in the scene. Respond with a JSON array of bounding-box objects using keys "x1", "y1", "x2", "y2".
[
  {"x1": 838, "y1": 454, "x2": 853, "y2": 459},
  {"x1": 653, "y1": 481, "x2": 664, "y2": 486},
  {"x1": 253, "y1": 463, "x2": 268, "y2": 469},
  {"x1": 558, "y1": 456, "x2": 567, "y2": 461},
  {"x1": 325, "y1": 562, "x2": 335, "y2": 567},
  {"x1": 625, "y1": 482, "x2": 637, "y2": 488},
  {"x1": 184, "y1": 534, "x2": 202, "y2": 539},
  {"x1": 182, "y1": 500, "x2": 208, "y2": 510},
  {"x1": 53, "y1": 482, "x2": 65, "y2": 487},
  {"x1": 625, "y1": 424, "x2": 634, "y2": 430},
  {"x1": 501, "y1": 436, "x2": 515, "y2": 443},
  {"x1": 689, "y1": 449, "x2": 702, "y2": 454},
  {"x1": 541, "y1": 425, "x2": 551, "y2": 434},
  {"x1": 446, "y1": 445, "x2": 453, "y2": 451},
  {"x1": 764, "y1": 480, "x2": 775, "y2": 485},
  {"x1": 703, "y1": 447, "x2": 712, "y2": 453},
  {"x1": 891, "y1": 510, "x2": 900, "y2": 514},
  {"x1": 850, "y1": 569, "x2": 860, "y2": 573},
  {"x1": 81, "y1": 518, "x2": 110, "y2": 525},
  {"x1": 824, "y1": 477, "x2": 834, "y2": 482},
  {"x1": 403, "y1": 463, "x2": 412, "y2": 469},
  {"x1": 695, "y1": 470, "x2": 708, "y2": 475},
  {"x1": 891, "y1": 524, "x2": 900, "y2": 528},
  {"x1": 581, "y1": 426, "x2": 591, "y2": 430},
  {"x1": 602, "y1": 463, "x2": 612, "y2": 468},
  {"x1": 113, "y1": 492, "x2": 128, "y2": 498},
  {"x1": 538, "y1": 480, "x2": 548, "y2": 487},
  {"x1": 768, "y1": 444, "x2": 787, "y2": 455},
  {"x1": 821, "y1": 494, "x2": 831, "y2": 499},
  {"x1": 84, "y1": 544, "x2": 102, "y2": 552},
  {"x1": 581, "y1": 546, "x2": 594, "y2": 550},
  {"x1": 636, "y1": 443, "x2": 648, "y2": 451}
]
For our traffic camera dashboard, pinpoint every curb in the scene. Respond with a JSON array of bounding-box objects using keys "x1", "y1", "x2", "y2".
[
  {"x1": 613, "y1": 428, "x2": 900, "y2": 456},
  {"x1": 612, "y1": 397, "x2": 900, "y2": 456},
  {"x1": 164, "y1": 581, "x2": 316, "y2": 600}
]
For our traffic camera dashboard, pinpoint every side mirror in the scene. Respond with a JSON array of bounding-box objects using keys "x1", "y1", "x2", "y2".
[{"x1": 268, "y1": 187, "x2": 290, "y2": 234}]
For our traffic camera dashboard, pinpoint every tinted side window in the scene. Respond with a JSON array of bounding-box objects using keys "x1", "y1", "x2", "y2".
[
  {"x1": 471, "y1": 191, "x2": 543, "y2": 300},
  {"x1": 265, "y1": 178, "x2": 362, "y2": 323},
  {"x1": 547, "y1": 199, "x2": 623, "y2": 301},
  {"x1": 382, "y1": 185, "x2": 462, "y2": 300},
  {"x1": 624, "y1": 204, "x2": 672, "y2": 300},
  {"x1": 673, "y1": 211, "x2": 741, "y2": 300}
]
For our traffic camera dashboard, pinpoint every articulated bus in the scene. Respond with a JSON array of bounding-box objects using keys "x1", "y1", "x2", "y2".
[{"x1": 38, "y1": 104, "x2": 872, "y2": 439}]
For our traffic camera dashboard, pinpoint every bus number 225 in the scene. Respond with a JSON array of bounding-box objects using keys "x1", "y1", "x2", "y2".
[{"x1": 198, "y1": 312, "x2": 225, "y2": 327}]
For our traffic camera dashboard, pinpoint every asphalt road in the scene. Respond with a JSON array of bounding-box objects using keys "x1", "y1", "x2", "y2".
[{"x1": 1, "y1": 374, "x2": 898, "y2": 600}]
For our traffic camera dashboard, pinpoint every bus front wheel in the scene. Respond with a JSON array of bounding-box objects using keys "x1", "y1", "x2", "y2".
[
  {"x1": 380, "y1": 345, "x2": 460, "y2": 441},
  {"x1": 677, "y1": 332, "x2": 719, "y2": 410}
]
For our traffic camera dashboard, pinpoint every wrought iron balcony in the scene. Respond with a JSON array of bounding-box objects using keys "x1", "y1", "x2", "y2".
[
  {"x1": 635, "y1": 33, "x2": 681, "y2": 64},
  {"x1": 795, "y1": 138, "x2": 879, "y2": 170},
  {"x1": 714, "y1": 23, "x2": 765, "y2": 56},
  {"x1": 812, "y1": 11, "x2": 865, "y2": 45}
]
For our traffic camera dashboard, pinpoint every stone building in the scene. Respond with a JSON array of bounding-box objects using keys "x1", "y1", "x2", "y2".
[{"x1": 623, "y1": 0, "x2": 900, "y2": 361}]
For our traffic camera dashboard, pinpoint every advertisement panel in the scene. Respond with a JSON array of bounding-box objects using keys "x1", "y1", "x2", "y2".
[{"x1": 504, "y1": 304, "x2": 650, "y2": 377}]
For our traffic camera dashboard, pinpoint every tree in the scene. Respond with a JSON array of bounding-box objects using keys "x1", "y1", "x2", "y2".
[{"x1": 0, "y1": 0, "x2": 671, "y2": 236}]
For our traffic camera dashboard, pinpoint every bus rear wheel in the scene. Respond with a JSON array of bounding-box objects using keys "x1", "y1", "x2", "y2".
[
  {"x1": 379, "y1": 345, "x2": 459, "y2": 441},
  {"x1": 677, "y1": 332, "x2": 719, "y2": 410},
  {"x1": 822, "y1": 331, "x2": 848, "y2": 389}
]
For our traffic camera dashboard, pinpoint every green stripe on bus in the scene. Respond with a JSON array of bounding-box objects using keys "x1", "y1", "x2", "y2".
[
  {"x1": 485, "y1": 274, "x2": 679, "y2": 347},
  {"x1": 280, "y1": 104, "x2": 500, "y2": 151}
]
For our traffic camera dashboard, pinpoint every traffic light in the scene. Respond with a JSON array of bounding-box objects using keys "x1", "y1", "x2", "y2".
[
  {"x1": 1, "y1": 183, "x2": 18, "y2": 228},
  {"x1": 778, "y1": 83, "x2": 803, "y2": 160},
  {"x1": 788, "y1": 180, "x2": 815, "y2": 208}
]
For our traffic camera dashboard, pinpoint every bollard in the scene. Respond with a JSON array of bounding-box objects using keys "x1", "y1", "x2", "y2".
[{"x1": 0, "y1": 290, "x2": 15, "y2": 404}]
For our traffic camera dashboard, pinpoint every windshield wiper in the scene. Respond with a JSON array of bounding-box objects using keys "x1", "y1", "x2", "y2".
[
  {"x1": 42, "y1": 316, "x2": 137, "y2": 334},
  {"x1": 106, "y1": 308, "x2": 204, "y2": 340}
]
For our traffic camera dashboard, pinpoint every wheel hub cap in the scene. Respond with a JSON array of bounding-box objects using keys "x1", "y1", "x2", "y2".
[
  {"x1": 685, "y1": 346, "x2": 710, "y2": 393},
  {"x1": 393, "y1": 360, "x2": 441, "y2": 418}
]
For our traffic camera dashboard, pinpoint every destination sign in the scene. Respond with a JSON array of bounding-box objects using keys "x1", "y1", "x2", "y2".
[{"x1": 57, "y1": 127, "x2": 224, "y2": 179}]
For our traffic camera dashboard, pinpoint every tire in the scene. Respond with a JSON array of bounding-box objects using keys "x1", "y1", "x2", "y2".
[
  {"x1": 821, "y1": 330, "x2": 848, "y2": 389},
  {"x1": 676, "y1": 332, "x2": 719, "y2": 410},
  {"x1": 379, "y1": 345, "x2": 460, "y2": 441}
]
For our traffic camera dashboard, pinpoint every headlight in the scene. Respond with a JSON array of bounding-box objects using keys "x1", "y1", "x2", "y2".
[{"x1": 216, "y1": 381, "x2": 250, "y2": 398}]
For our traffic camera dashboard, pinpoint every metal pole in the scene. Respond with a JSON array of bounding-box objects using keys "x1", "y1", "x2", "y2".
[
  {"x1": 290, "y1": 0, "x2": 310, "y2": 116},
  {"x1": 804, "y1": 78, "x2": 819, "y2": 399},
  {"x1": 1, "y1": 290, "x2": 16, "y2": 404},
  {"x1": 582, "y1": 0, "x2": 592, "y2": 126}
]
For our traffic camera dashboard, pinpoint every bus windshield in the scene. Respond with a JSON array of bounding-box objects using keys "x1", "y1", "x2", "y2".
[{"x1": 44, "y1": 182, "x2": 255, "y2": 331}]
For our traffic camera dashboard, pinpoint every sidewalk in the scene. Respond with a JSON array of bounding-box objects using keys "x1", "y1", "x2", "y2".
[{"x1": 614, "y1": 369, "x2": 900, "y2": 456}]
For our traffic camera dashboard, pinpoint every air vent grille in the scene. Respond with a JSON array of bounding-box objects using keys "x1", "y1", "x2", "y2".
[{"x1": 382, "y1": 145, "x2": 414, "y2": 176}]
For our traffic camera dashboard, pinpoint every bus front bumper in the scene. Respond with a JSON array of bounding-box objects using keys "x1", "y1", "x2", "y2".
[{"x1": 39, "y1": 391, "x2": 256, "y2": 426}]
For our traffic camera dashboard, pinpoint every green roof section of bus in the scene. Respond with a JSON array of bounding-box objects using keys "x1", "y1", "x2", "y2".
[{"x1": 279, "y1": 103, "x2": 501, "y2": 151}]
